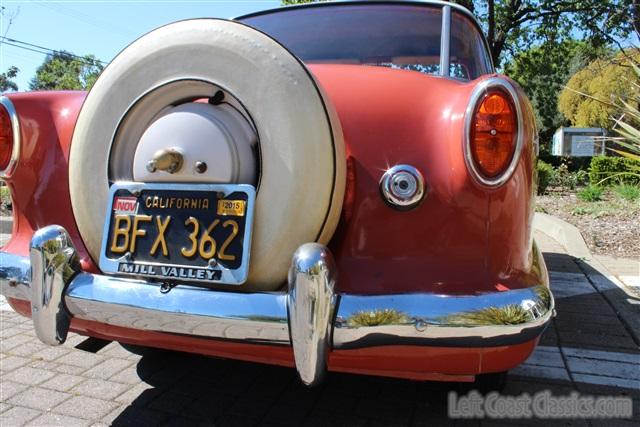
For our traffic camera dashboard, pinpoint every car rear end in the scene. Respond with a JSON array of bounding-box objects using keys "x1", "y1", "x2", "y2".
[{"x1": 0, "y1": 1, "x2": 552, "y2": 386}]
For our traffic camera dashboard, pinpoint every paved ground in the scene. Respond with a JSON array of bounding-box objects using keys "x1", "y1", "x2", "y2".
[
  {"x1": 0, "y1": 216, "x2": 11, "y2": 246},
  {"x1": 0, "y1": 222, "x2": 638, "y2": 425},
  {"x1": 595, "y1": 255, "x2": 640, "y2": 294}
]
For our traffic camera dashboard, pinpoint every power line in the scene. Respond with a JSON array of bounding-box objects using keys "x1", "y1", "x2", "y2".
[
  {"x1": 0, "y1": 36, "x2": 107, "y2": 66},
  {"x1": 1, "y1": 40, "x2": 52, "y2": 56},
  {"x1": 2, "y1": 50, "x2": 44, "y2": 66},
  {"x1": 32, "y1": 1, "x2": 136, "y2": 38}
]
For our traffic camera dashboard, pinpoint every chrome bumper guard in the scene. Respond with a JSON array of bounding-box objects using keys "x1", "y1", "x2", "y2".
[{"x1": 0, "y1": 225, "x2": 554, "y2": 386}]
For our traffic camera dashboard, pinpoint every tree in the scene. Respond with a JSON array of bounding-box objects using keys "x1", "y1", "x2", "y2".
[
  {"x1": 0, "y1": 66, "x2": 19, "y2": 92},
  {"x1": 29, "y1": 51, "x2": 103, "y2": 91},
  {"x1": 504, "y1": 41, "x2": 610, "y2": 145},
  {"x1": 450, "y1": 0, "x2": 633, "y2": 67},
  {"x1": 558, "y1": 50, "x2": 639, "y2": 129}
]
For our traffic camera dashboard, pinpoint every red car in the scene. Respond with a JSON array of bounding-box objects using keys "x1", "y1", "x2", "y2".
[{"x1": 0, "y1": 1, "x2": 552, "y2": 387}]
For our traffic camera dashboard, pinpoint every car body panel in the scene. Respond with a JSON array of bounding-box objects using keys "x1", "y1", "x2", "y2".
[
  {"x1": 0, "y1": 1, "x2": 550, "y2": 382},
  {"x1": 4, "y1": 67, "x2": 541, "y2": 296},
  {"x1": 2, "y1": 92, "x2": 91, "y2": 265}
]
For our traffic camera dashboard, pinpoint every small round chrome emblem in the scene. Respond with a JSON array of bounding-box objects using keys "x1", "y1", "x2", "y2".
[{"x1": 380, "y1": 165, "x2": 425, "y2": 210}]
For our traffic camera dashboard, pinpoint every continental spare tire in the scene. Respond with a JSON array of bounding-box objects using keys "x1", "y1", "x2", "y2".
[{"x1": 69, "y1": 19, "x2": 345, "y2": 291}]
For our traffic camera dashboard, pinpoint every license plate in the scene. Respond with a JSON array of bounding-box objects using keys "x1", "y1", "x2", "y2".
[{"x1": 99, "y1": 182, "x2": 256, "y2": 285}]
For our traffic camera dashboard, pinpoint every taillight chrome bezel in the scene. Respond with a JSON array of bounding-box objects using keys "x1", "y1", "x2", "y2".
[
  {"x1": 463, "y1": 78, "x2": 524, "y2": 188},
  {"x1": 0, "y1": 96, "x2": 20, "y2": 179}
]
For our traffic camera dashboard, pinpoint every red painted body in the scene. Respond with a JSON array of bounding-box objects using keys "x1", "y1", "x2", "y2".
[
  {"x1": 313, "y1": 65, "x2": 540, "y2": 295},
  {"x1": 2, "y1": 65, "x2": 543, "y2": 380}
]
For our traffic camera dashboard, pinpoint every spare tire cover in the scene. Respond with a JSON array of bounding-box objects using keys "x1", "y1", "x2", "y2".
[{"x1": 69, "y1": 19, "x2": 345, "y2": 291}]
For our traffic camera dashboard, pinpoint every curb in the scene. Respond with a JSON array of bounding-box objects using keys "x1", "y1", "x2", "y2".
[
  {"x1": 533, "y1": 213, "x2": 591, "y2": 260},
  {"x1": 533, "y1": 213, "x2": 640, "y2": 345}
]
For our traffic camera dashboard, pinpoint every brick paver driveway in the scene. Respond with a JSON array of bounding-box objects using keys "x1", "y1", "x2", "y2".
[{"x1": 1, "y1": 230, "x2": 638, "y2": 426}]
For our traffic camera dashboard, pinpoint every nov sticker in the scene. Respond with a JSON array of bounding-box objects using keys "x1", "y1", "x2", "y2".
[{"x1": 113, "y1": 196, "x2": 138, "y2": 215}]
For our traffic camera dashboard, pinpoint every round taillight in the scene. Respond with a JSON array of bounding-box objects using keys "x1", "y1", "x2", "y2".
[
  {"x1": 469, "y1": 89, "x2": 517, "y2": 179},
  {"x1": 0, "y1": 105, "x2": 13, "y2": 172}
]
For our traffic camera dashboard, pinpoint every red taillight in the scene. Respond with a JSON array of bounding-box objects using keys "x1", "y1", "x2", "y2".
[
  {"x1": 470, "y1": 89, "x2": 517, "y2": 179},
  {"x1": 0, "y1": 105, "x2": 13, "y2": 172}
]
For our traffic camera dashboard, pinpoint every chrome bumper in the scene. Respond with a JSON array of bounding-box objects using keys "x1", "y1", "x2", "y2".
[{"x1": 0, "y1": 225, "x2": 554, "y2": 386}]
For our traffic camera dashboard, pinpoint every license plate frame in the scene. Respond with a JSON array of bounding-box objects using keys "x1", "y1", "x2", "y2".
[{"x1": 99, "y1": 182, "x2": 256, "y2": 286}]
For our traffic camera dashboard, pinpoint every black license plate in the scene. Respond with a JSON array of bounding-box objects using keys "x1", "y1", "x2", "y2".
[{"x1": 99, "y1": 182, "x2": 255, "y2": 285}]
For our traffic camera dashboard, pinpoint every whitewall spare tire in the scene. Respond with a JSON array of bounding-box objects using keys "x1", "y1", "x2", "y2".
[{"x1": 69, "y1": 19, "x2": 345, "y2": 291}]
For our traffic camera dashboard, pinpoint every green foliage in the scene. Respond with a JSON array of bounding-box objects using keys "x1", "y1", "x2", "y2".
[
  {"x1": 449, "y1": 0, "x2": 633, "y2": 67},
  {"x1": 577, "y1": 185, "x2": 604, "y2": 202},
  {"x1": 0, "y1": 185, "x2": 10, "y2": 205},
  {"x1": 504, "y1": 41, "x2": 607, "y2": 145},
  {"x1": 0, "y1": 66, "x2": 19, "y2": 92},
  {"x1": 570, "y1": 206, "x2": 590, "y2": 215},
  {"x1": 551, "y1": 163, "x2": 588, "y2": 191},
  {"x1": 29, "y1": 51, "x2": 103, "y2": 91},
  {"x1": 608, "y1": 62, "x2": 640, "y2": 165},
  {"x1": 536, "y1": 160, "x2": 554, "y2": 195},
  {"x1": 558, "y1": 50, "x2": 639, "y2": 128},
  {"x1": 613, "y1": 184, "x2": 640, "y2": 201},
  {"x1": 589, "y1": 156, "x2": 640, "y2": 186}
]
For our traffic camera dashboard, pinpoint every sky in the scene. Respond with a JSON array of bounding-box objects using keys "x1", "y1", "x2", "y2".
[{"x1": 0, "y1": 0, "x2": 282, "y2": 91}]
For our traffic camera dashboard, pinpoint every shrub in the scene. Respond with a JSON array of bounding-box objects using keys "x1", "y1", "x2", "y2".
[
  {"x1": 614, "y1": 184, "x2": 640, "y2": 201},
  {"x1": 577, "y1": 185, "x2": 604, "y2": 202},
  {"x1": 0, "y1": 184, "x2": 10, "y2": 210},
  {"x1": 536, "y1": 160, "x2": 554, "y2": 195},
  {"x1": 589, "y1": 156, "x2": 640, "y2": 186},
  {"x1": 552, "y1": 163, "x2": 588, "y2": 191}
]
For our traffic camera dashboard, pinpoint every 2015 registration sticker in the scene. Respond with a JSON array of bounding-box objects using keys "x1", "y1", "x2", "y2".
[{"x1": 217, "y1": 199, "x2": 246, "y2": 216}]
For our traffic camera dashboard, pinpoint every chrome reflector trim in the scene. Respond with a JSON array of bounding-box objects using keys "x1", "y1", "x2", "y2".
[{"x1": 379, "y1": 164, "x2": 425, "y2": 210}]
